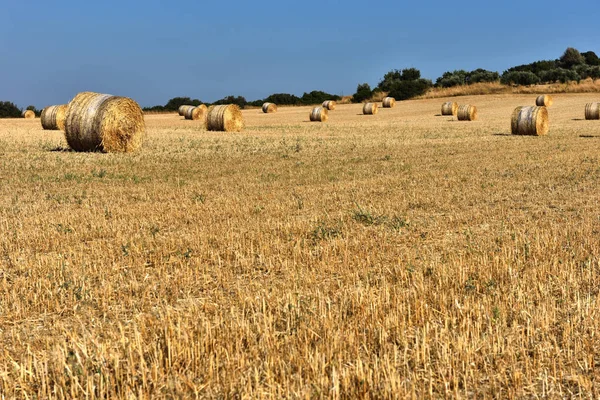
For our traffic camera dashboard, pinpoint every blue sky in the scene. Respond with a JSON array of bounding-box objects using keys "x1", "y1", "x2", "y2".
[{"x1": 1, "y1": 0, "x2": 599, "y2": 108}]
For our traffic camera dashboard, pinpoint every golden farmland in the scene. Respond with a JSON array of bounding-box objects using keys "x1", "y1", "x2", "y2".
[{"x1": 1, "y1": 93, "x2": 600, "y2": 398}]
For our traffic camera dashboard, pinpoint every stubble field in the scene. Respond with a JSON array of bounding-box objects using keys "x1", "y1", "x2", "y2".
[{"x1": 1, "y1": 94, "x2": 600, "y2": 398}]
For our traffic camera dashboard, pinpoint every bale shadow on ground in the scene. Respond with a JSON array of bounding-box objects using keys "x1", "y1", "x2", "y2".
[
  {"x1": 572, "y1": 118, "x2": 586, "y2": 121},
  {"x1": 492, "y1": 133, "x2": 512, "y2": 136},
  {"x1": 579, "y1": 135, "x2": 599, "y2": 138},
  {"x1": 48, "y1": 146, "x2": 72, "y2": 152}
]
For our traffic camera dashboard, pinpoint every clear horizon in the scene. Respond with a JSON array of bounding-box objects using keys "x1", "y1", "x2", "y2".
[{"x1": 1, "y1": 0, "x2": 599, "y2": 109}]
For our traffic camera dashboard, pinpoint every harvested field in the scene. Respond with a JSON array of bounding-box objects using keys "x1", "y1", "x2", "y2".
[{"x1": 1, "y1": 93, "x2": 600, "y2": 398}]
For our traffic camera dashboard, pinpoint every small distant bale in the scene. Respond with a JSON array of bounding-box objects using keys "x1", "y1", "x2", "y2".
[
  {"x1": 585, "y1": 103, "x2": 600, "y2": 120},
  {"x1": 322, "y1": 100, "x2": 336, "y2": 110},
  {"x1": 309, "y1": 107, "x2": 328, "y2": 122},
  {"x1": 457, "y1": 105, "x2": 477, "y2": 121},
  {"x1": 41, "y1": 104, "x2": 68, "y2": 130},
  {"x1": 536, "y1": 95, "x2": 553, "y2": 107},
  {"x1": 262, "y1": 102, "x2": 277, "y2": 113},
  {"x1": 441, "y1": 101, "x2": 458, "y2": 116},
  {"x1": 22, "y1": 110, "x2": 35, "y2": 119},
  {"x1": 178, "y1": 105, "x2": 195, "y2": 117},
  {"x1": 207, "y1": 104, "x2": 244, "y2": 132},
  {"x1": 363, "y1": 103, "x2": 378, "y2": 115},
  {"x1": 511, "y1": 106, "x2": 549, "y2": 136},
  {"x1": 184, "y1": 104, "x2": 208, "y2": 122},
  {"x1": 64, "y1": 91, "x2": 145, "y2": 152},
  {"x1": 382, "y1": 97, "x2": 396, "y2": 108}
]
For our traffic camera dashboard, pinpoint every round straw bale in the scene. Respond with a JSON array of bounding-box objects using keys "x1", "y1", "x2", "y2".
[
  {"x1": 22, "y1": 110, "x2": 35, "y2": 119},
  {"x1": 382, "y1": 97, "x2": 396, "y2": 108},
  {"x1": 535, "y1": 95, "x2": 553, "y2": 107},
  {"x1": 178, "y1": 105, "x2": 195, "y2": 117},
  {"x1": 513, "y1": 106, "x2": 549, "y2": 136},
  {"x1": 41, "y1": 104, "x2": 68, "y2": 130},
  {"x1": 441, "y1": 101, "x2": 458, "y2": 116},
  {"x1": 64, "y1": 91, "x2": 145, "y2": 153},
  {"x1": 309, "y1": 107, "x2": 328, "y2": 122},
  {"x1": 457, "y1": 105, "x2": 477, "y2": 121},
  {"x1": 262, "y1": 102, "x2": 277, "y2": 113},
  {"x1": 322, "y1": 100, "x2": 336, "y2": 110},
  {"x1": 585, "y1": 103, "x2": 600, "y2": 120},
  {"x1": 206, "y1": 104, "x2": 244, "y2": 132},
  {"x1": 511, "y1": 106, "x2": 524, "y2": 135},
  {"x1": 363, "y1": 103, "x2": 378, "y2": 115},
  {"x1": 184, "y1": 104, "x2": 208, "y2": 122}
]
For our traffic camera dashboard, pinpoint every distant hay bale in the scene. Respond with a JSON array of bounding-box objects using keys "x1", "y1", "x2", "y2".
[
  {"x1": 322, "y1": 100, "x2": 336, "y2": 110},
  {"x1": 363, "y1": 103, "x2": 378, "y2": 115},
  {"x1": 457, "y1": 105, "x2": 477, "y2": 121},
  {"x1": 262, "y1": 102, "x2": 277, "y2": 113},
  {"x1": 441, "y1": 101, "x2": 458, "y2": 116},
  {"x1": 64, "y1": 91, "x2": 145, "y2": 153},
  {"x1": 536, "y1": 95, "x2": 553, "y2": 107},
  {"x1": 511, "y1": 106, "x2": 549, "y2": 136},
  {"x1": 206, "y1": 104, "x2": 244, "y2": 132},
  {"x1": 22, "y1": 110, "x2": 35, "y2": 119},
  {"x1": 40, "y1": 104, "x2": 68, "y2": 130},
  {"x1": 309, "y1": 107, "x2": 328, "y2": 122},
  {"x1": 585, "y1": 103, "x2": 600, "y2": 120},
  {"x1": 184, "y1": 104, "x2": 208, "y2": 122},
  {"x1": 382, "y1": 97, "x2": 396, "y2": 108},
  {"x1": 178, "y1": 105, "x2": 195, "y2": 117}
]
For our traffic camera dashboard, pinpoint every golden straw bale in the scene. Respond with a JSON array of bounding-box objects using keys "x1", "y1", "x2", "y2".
[
  {"x1": 40, "y1": 104, "x2": 68, "y2": 130},
  {"x1": 585, "y1": 103, "x2": 600, "y2": 120},
  {"x1": 441, "y1": 101, "x2": 458, "y2": 116},
  {"x1": 64, "y1": 91, "x2": 145, "y2": 153},
  {"x1": 178, "y1": 105, "x2": 195, "y2": 117},
  {"x1": 382, "y1": 97, "x2": 396, "y2": 108},
  {"x1": 309, "y1": 107, "x2": 328, "y2": 122},
  {"x1": 262, "y1": 103, "x2": 277, "y2": 113},
  {"x1": 363, "y1": 103, "x2": 378, "y2": 115},
  {"x1": 457, "y1": 105, "x2": 477, "y2": 121},
  {"x1": 511, "y1": 106, "x2": 524, "y2": 134},
  {"x1": 22, "y1": 110, "x2": 35, "y2": 119},
  {"x1": 322, "y1": 100, "x2": 336, "y2": 110},
  {"x1": 184, "y1": 104, "x2": 208, "y2": 122},
  {"x1": 535, "y1": 95, "x2": 553, "y2": 107},
  {"x1": 206, "y1": 105, "x2": 244, "y2": 132},
  {"x1": 512, "y1": 106, "x2": 549, "y2": 136}
]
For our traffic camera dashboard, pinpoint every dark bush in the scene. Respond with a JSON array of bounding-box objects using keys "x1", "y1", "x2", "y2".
[
  {"x1": 300, "y1": 90, "x2": 340, "y2": 105},
  {"x1": 436, "y1": 70, "x2": 469, "y2": 87},
  {"x1": 387, "y1": 79, "x2": 432, "y2": 100},
  {"x1": 0, "y1": 101, "x2": 22, "y2": 118},
  {"x1": 538, "y1": 68, "x2": 580, "y2": 84},
  {"x1": 164, "y1": 97, "x2": 202, "y2": 111},
  {"x1": 468, "y1": 69, "x2": 500, "y2": 84},
  {"x1": 500, "y1": 71, "x2": 541, "y2": 86},
  {"x1": 212, "y1": 95, "x2": 248, "y2": 108},
  {"x1": 351, "y1": 83, "x2": 372, "y2": 103},
  {"x1": 582, "y1": 51, "x2": 600, "y2": 66},
  {"x1": 559, "y1": 47, "x2": 585, "y2": 69},
  {"x1": 263, "y1": 93, "x2": 301, "y2": 105},
  {"x1": 377, "y1": 70, "x2": 402, "y2": 91},
  {"x1": 506, "y1": 60, "x2": 557, "y2": 75}
]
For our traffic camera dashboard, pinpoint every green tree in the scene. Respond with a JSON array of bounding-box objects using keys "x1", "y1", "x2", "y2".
[
  {"x1": 387, "y1": 79, "x2": 432, "y2": 100},
  {"x1": 559, "y1": 47, "x2": 585, "y2": 69},
  {"x1": 582, "y1": 51, "x2": 600, "y2": 66},
  {"x1": 351, "y1": 83, "x2": 372, "y2": 103},
  {"x1": 0, "y1": 101, "x2": 22, "y2": 118},
  {"x1": 500, "y1": 71, "x2": 541, "y2": 86}
]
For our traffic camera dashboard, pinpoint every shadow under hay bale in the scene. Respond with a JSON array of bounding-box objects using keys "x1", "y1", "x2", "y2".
[
  {"x1": 207, "y1": 105, "x2": 244, "y2": 132},
  {"x1": 41, "y1": 104, "x2": 68, "y2": 130},
  {"x1": 64, "y1": 91, "x2": 145, "y2": 153},
  {"x1": 309, "y1": 107, "x2": 328, "y2": 122}
]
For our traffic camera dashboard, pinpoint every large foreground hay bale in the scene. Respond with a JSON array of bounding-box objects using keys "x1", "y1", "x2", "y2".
[
  {"x1": 41, "y1": 105, "x2": 68, "y2": 130},
  {"x1": 184, "y1": 104, "x2": 208, "y2": 122},
  {"x1": 322, "y1": 100, "x2": 336, "y2": 110},
  {"x1": 363, "y1": 103, "x2": 378, "y2": 115},
  {"x1": 511, "y1": 106, "x2": 549, "y2": 136},
  {"x1": 309, "y1": 107, "x2": 328, "y2": 122},
  {"x1": 64, "y1": 91, "x2": 145, "y2": 153},
  {"x1": 382, "y1": 97, "x2": 396, "y2": 108},
  {"x1": 207, "y1": 104, "x2": 244, "y2": 132},
  {"x1": 22, "y1": 110, "x2": 35, "y2": 119},
  {"x1": 536, "y1": 95, "x2": 553, "y2": 107},
  {"x1": 262, "y1": 103, "x2": 277, "y2": 113},
  {"x1": 457, "y1": 105, "x2": 477, "y2": 121},
  {"x1": 178, "y1": 105, "x2": 195, "y2": 116},
  {"x1": 441, "y1": 101, "x2": 458, "y2": 116},
  {"x1": 585, "y1": 103, "x2": 600, "y2": 120}
]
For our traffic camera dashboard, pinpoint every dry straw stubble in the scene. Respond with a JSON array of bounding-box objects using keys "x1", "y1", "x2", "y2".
[
  {"x1": 22, "y1": 110, "x2": 35, "y2": 119},
  {"x1": 441, "y1": 101, "x2": 458, "y2": 116},
  {"x1": 585, "y1": 102, "x2": 600, "y2": 120},
  {"x1": 322, "y1": 100, "x2": 336, "y2": 110},
  {"x1": 64, "y1": 91, "x2": 145, "y2": 153},
  {"x1": 536, "y1": 95, "x2": 554, "y2": 107},
  {"x1": 457, "y1": 105, "x2": 477, "y2": 121},
  {"x1": 309, "y1": 106, "x2": 328, "y2": 122},
  {"x1": 511, "y1": 106, "x2": 549, "y2": 136},
  {"x1": 207, "y1": 104, "x2": 244, "y2": 132},
  {"x1": 262, "y1": 103, "x2": 277, "y2": 113},
  {"x1": 363, "y1": 103, "x2": 378, "y2": 115},
  {"x1": 40, "y1": 104, "x2": 68, "y2": 130},
  {"x1": 184, "y1": 104, "x2": 208, "y2": 122},
  {"x1": 382, "y1": 97, "x2": 396, "y2": 108}
]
